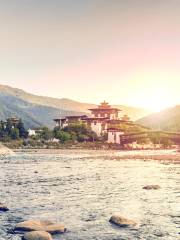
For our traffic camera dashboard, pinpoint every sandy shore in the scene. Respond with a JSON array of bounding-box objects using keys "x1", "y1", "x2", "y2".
[
  {"x1": 12, "y1": 148, "x2": 180, "y2": 164},
  {"x1": 0, "y1": 144, "x2": 14, "y2": 155}
]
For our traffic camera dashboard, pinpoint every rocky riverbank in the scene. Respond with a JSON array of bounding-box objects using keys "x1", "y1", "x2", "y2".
[
  {"x1": 0, "y1": 150, "x2": 179, "y2": 239},
  {"x1": 112, "y1": 153, "x2": 180, "y2": 164}
]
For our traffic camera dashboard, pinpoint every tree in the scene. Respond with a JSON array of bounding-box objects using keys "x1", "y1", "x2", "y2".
[
  {"x1": 40, "y1": 127, "x2": 54, "y2": 141},
  {"x1": 17, "y1": 119, "x2": 28, "y2": 138},
  {"x1": 5, "y1": 119, "x2": 13, "y2": 135},
  {"x1": 77, "y1": 134, "x2": 88, "y2": 142},
  {"x1": 0, "y1": 121, "x2": 6, "y2": 139},
  {"x1": 63, "y1": 123, "x2": 98, "y2": 142},
  {"x1": 10, "y1": 128, "x2": 19, "y2": 140},
  {"x1": 63, "y1": 123, "x2": 90, "y2": 134},
  {"x1": 55, "y1": 131, "x2": 71, "y2": 143}
]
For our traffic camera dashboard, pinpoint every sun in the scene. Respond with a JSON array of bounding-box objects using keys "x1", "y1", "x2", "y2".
[
  {"x1": 142, "y1": 97, "x2": 170, "y2": 112},
  {"x1": 125, "y1": 73, "x2": 180, "y2": 112}
]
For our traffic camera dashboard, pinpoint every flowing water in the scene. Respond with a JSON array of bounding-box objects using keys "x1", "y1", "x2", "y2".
[{"x1": 0, "y1": 150, "x2": 179, "y2": 240}]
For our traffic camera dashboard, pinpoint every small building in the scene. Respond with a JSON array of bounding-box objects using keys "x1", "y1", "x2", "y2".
[
  {"x1": 53, "y1": 115, "x2": 87, "y2": 129},
  {"x1": 107, "y1": 128, "x2": 124, "y2": 144},
  {"x1": 7, "y1": 117, "x2": 20, "y2": 125},
  {"x1": 121, "y1": 114, "x2": 130, "y2": 122},
  {"x1": 66, "y1": 115, "x2": 87, "y2": 124},
  {"x1": 28, "y1": 129, "x2": 43, "y2": 136},
  {"x1": 6, "y1": 117, "x2": 20, "y2": 128},
  {"x1": 28, "y1": 129, "x2": 36, "y2": 136},
  {"x1": 1, "y1": 117, "x2": 20, "y2": 130},
  {"x1": 54, "y1": 118, "x2": 68, "y2": 129}
]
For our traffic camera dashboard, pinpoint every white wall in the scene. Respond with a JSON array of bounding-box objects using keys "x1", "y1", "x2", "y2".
[
  {"x1": 107, "y1": 131, "x2": 124, "y2": 144},
  {"x1": 91, "y1": 122, "x2": 102, "y2": 136},
  {"x1": 28, "y1": 129, "x2": 36, "y2": 136}
]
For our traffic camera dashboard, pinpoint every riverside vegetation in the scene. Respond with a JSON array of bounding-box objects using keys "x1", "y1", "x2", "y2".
[
  {"x1": 1, "y1": 121, "x2": 100, "y2": 149},
  {"x1": 0, "y1": 119, "x2": 175, "y2": 149}
]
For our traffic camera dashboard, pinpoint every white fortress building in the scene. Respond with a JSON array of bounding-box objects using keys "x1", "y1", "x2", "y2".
[
  {"x1": 86, "y1": 101, "x2": 121, "y2": 136},
  {"x1": 54, "y1": 101, "x2": 132, "y2": 144}
]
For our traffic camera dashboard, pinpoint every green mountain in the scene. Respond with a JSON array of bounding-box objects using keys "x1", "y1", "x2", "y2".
[
  {"x1": 0, "y1": 93, "x2": 83, "y2": 129},
  {"x1": 137, "y1": 105, "x2": 180, "y2": 132},
  {"x1": 0, "y1": 84, "x2": 150, "y2": 128}
]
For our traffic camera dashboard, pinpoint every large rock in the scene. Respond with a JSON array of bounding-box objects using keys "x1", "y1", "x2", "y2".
[
  {"x1": 44, "y1": 224, "x2": 66, "y2": 234},
  {"x1": 0, "y1": 203, "x2": 9, "y2": 212},
  {"x1": 15, "y1": 220, "x2": 53, "y2": 232},
  {"x1": 143, "y1": 185, "x2": 160, "y2": 190},
  {"x1": 109, "y1": 214, "x2": 136, "y2": 227},
  {"x1": 22, "y1": 231, "x2": 52, "y2": 240},
  {"x1": 15, "y1": 220, "x2": 66, "y2": 234}
]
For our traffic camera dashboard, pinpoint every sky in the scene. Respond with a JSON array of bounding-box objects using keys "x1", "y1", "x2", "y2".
[{"x1": 0, "y1": 0, "x2": 180, "y2": 112}]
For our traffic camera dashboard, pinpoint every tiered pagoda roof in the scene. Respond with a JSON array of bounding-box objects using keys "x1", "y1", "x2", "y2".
[{"x1": 89, "y1": 101, "x2": 121, "y2": 112}]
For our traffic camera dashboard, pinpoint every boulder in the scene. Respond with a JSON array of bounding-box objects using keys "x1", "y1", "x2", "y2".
[
  {"x1": 22, "y1": 231, "x2": 52, "y2": 240},
  {"x1": 15, "y1": 220, "x2": 66, "y2": 234},
  {"x1": 0, "y1": 204, "x2": 9, "y2": 212},
  {"x1": 143, "y1": 185, "x2": 160, "y2": 190},
  {"x1": 109, "y1": 214, "x2": 136, "y2": 227},
  {"x1": 15, "y1": 220, "x2": 52, "y2": 232},
  {"x1": 44, "y1": 224, "x2": 66, "y2": 234}
]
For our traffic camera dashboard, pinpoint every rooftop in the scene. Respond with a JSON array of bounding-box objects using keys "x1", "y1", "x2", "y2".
[
  {"x1": 107, "y1": 128, "x2": 124, "y2": 132},
  {"x1": 89, "y1": 101, "x2": 121, "y2": 111},
  {"x1": 53, "y1": 115, "x2": 87, "y2": 121},
  {"x1": 85, "y1": 117, "x2": 109, "y2": 121}
]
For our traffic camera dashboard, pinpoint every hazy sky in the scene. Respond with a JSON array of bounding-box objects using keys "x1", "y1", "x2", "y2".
[{"x1": 0, "y1": 0, "x2": 180, "y2": 111}]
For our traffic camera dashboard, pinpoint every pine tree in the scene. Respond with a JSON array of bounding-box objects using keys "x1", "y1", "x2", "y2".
[
  {"x1": 17, "y1": 119, "x2": 28, "y2": 138},
  {"x1": 5, "y1": 119, "x2": 13, "y2": 135}
]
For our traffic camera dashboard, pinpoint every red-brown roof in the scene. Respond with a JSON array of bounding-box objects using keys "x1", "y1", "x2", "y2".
[
  {"x1": 85, "y1": 117, "x2": 109, "y2": 121},
  {"x1": 88, "y1": 101, "x2": 121, "y2": 111},
  {"x1": 88, "y1": 108, "x2": 121, "y2": 111},
  {"x1": 107, "y1": 128, "x2": 124, "y2": 132},
  {"x1": 65, "y1": 115, "x2": 87, "y2": 119},
  {"x1": 53, "y1": 118, "x2": 66, "y2": 121}
]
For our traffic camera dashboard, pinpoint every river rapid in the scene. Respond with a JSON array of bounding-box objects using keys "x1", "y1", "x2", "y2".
[{"x1": 0, "y1": 150, "x2": 179, "y2": 240}]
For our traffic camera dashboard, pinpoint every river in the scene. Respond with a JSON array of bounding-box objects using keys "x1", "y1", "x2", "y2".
[{"x1": 0, "y1": 150, "x2": 179, "y2": 240}]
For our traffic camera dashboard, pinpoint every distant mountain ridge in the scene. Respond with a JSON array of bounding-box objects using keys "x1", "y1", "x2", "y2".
[
  {"x1": 0, "y1": 93, "x2": 82, "y2": 129},
  {"x1": 0, "y1": 85, "x2": 92, "y2": 113},
  {"x1": 0, "y1": 84, "x2": 151, "y2": 128},
  {"x1": 137, "y1": 105, "x2": 180, "y2": 132}
]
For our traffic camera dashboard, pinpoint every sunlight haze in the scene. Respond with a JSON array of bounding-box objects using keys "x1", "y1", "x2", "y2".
[{"x1": 0, "y1": 0, "x2": 180, "y2": 111}]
